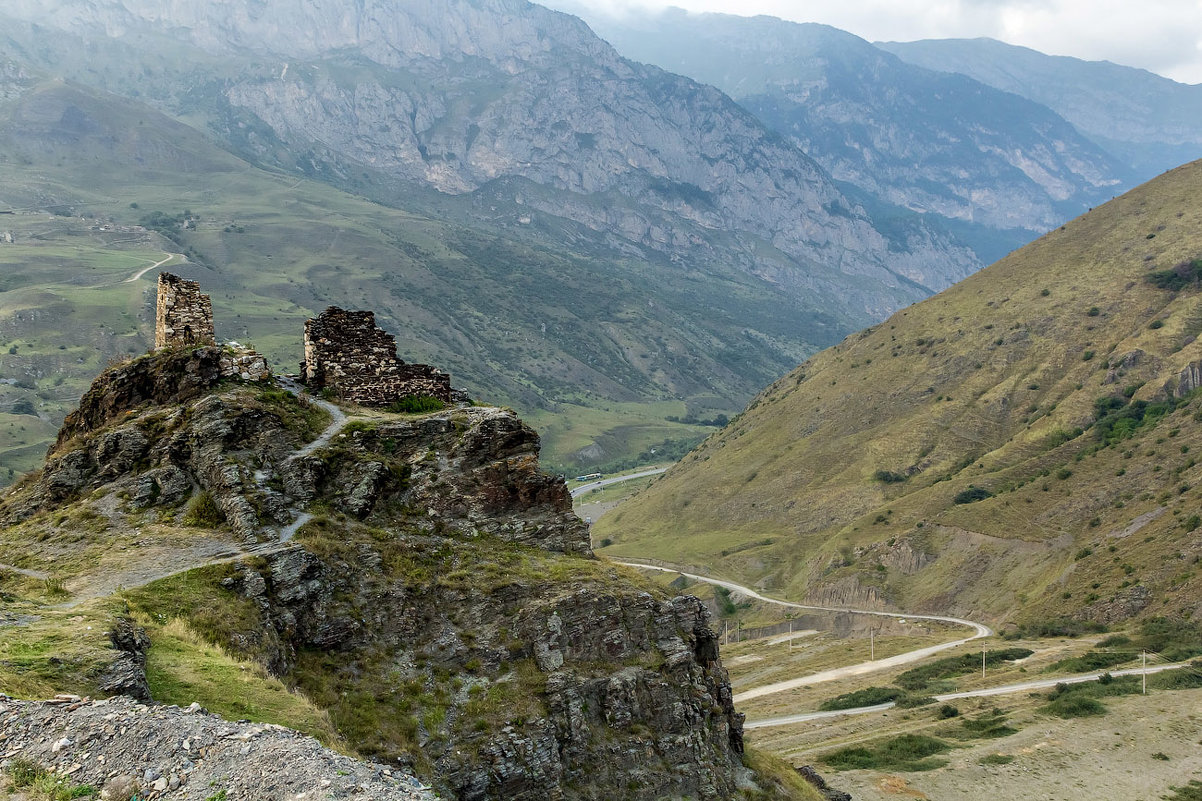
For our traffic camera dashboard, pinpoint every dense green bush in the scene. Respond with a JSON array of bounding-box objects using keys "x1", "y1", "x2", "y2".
[
  {"x1": 821, "y1": 734, "x2": 951, "y2": 772},
  {"x1": 818, "y1": 686, "x2": 902, "y2": 711},
  {"x1": 896, "y1": 648, "x2": 1033, "y2": 691},
  {"x1": 1042, "y1": 695, "x2": 1106, "y2": 718},
  {"x1": 953, "y1": 485, "x2": 994, "y2": 504},
  {"x1": 387, "y1": 395, "x2": 447, "y2": 414},
  {"x1": 183, "y1": 490, "x2": 225, "y2": 528},
  {"x1": 1147, "y1": 259, "x2": 1202, "y2": 291}
]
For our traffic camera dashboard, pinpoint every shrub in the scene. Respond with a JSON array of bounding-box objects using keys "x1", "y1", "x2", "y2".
[
  {"x1": 818, "y1": 686, "x2": 902, "y2": 711},
  {"x1": 1149, "y1": 319, "x2": 1165, "y2": 330},
  {"x1": 979, "y1": 753, "x2": 1015, "y2": 765},
  {"x1": 893, "y1": 693, "x2": 936, "y2": 709},
  {"x1": 1087, "y1": 306, "x2": 1101, "y2": 316},
  {"x1": 896, "y1": 648, "x2": 1032, "y2": 690},
  {"x1": 1042, "y1": 695, "x2": 1106, "y2": 718},
  {"x1": 1049, "y1": 651, "x2": 1131, "y2": 672},
  {"x1": 1147, "y1": 259, "x2": 1202, "y2": 291},
  {"x1": 1164, "y1": 780, "x2": 1202, "y2": 801},
  {"x1": 183, "y1": 490, "x2": 225, "y2": 528},
  {"x1": 953, "y1": 485, "x2": 994, "y2": 504},
  {"x1": 387, "y1": 395, "x2": 446, "y2": 414},
  {"x1": 821, "y1": 734, "x2": 951, "y2": 772},
  {"x1": 936, "y1": 704, "x2": 959, "y2": 719},
  {"x1": 873, "y1": 469, "x2": 907, "y2": 484}
]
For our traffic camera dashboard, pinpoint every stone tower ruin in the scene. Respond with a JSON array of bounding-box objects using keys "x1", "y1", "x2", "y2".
[
  {"x1": 155, "y1": 272, "x2": 215, "y2": 350},
  {"x1": 301, "y1": 307, "x2": 452, "y2": 405}
]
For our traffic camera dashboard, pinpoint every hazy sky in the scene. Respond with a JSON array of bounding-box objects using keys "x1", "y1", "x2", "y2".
[{"x1": 549, "y1": 0, "x2": 1202, "y2": 84}]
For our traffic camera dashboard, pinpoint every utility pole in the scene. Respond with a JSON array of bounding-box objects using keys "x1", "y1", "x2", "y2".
[
  {"x1": 1143, "y1": 650, "x2": 1147, "y2": 695},
  {"x1": 788, "y1": 619, "x2": 794, "y2": 653}
]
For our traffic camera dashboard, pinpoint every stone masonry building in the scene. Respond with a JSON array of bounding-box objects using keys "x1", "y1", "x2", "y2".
[
  {"x1": 155, "y1": 272, "x2": 215, "y2": 350},
  {"x1": 153, "y1": 272, "x2": 270, "y2": 382},
  {"x1": 301, "y1": 307, "x2": 452, "y2": 405}
]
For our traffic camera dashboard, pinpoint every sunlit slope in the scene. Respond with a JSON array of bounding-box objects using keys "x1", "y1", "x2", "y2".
[{"x1": 599, "y1": 160, "x2": 1202, "y2": 625}]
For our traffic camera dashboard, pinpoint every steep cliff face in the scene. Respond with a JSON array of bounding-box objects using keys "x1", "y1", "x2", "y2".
[
  {"x1": 879, "y1": 37, "x2": 1202, "y2": 176},
  {"x1": 0, "y1": 0, "x2": 980, "y2": 301},
  {"x1": 0, "y1": 349, "x2": 758, "y2": 801},
  {"x1": 573, "y1": 9, "x2": 1130, "y2": 246}
]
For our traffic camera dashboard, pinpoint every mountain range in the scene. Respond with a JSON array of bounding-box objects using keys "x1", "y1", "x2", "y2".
[
  {"x1": 1, "y1": 0, "x2": 1200, "y2": 486},
  {"x1": 879, "y1": 37, "x2": 1202, "y2": 176},
  {"x1": 0, "y1": 0, "x2": 992, "y2": 481}
]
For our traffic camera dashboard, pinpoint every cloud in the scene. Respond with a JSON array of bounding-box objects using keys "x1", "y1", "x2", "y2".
[{"x1": 552, "y1": 0, "x2": 1202, "y2": 83}]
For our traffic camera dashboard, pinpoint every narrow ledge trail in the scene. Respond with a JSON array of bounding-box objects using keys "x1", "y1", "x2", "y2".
[{"x1": 4, "y1": 377, "x2": 360, "y2": 609}]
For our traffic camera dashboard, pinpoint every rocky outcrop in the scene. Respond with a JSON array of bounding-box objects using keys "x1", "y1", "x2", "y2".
[
  {"x1": 0, "y1": 695, "x2": 437, "y2": 800},
  {"x1": 216, "y1": 541, "x2": 744, "y2": 801},
  {"x1": 99, "y1": 618, "x2": 152, "y2": 702},
  {"x1": 1, "y1": 348, "x2": 748, "y2": 801},
  {"x1": 282, "y1": 407, "x2": 590, "y2": 554},
  {"x1": 53, "y1": 347, "x2": 227, "y2": 451}
]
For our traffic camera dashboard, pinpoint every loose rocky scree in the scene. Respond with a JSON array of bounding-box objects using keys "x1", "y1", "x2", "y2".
[{"x1": 0, "y1": 694, "x2": 436, "y2": 800}]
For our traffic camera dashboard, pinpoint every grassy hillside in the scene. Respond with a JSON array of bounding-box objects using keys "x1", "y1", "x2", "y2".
[
  {"x1": 0, "y1": 73, "x2": 851, "y2": 480},
  {"x1": 598, "y1": 160, "x2": 1202, "y2": 626}
]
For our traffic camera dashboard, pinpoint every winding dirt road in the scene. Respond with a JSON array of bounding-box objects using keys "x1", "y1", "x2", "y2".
[
  {"x1": 744, "y1": 660, "x2": 1192, "y2": 729},
  {"x1": 123, "y1": 252, "x2": 182, "y2": 284},
  {"x1": 614, "y1": 560, "x2": 992, "y2": 702}
]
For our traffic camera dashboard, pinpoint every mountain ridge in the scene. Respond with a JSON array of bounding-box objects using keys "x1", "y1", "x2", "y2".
[
  {"x1": 879, "y1": 36, "x2": 1202, "y2": 175},
  {"x1": 550, "y1": 5, "x2": 1133, "y2": 254}
]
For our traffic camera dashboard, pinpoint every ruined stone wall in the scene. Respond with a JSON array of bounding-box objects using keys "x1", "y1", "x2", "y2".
[
  {"x1": 302, "y1": 307, "x2": 452, "y2": 405},
  {"x1": 155, "y1": 272, "x2": 215, "y2": 349}
]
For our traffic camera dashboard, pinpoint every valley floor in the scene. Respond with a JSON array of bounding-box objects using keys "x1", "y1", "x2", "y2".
[{"x1": 749, "y1": 686, "x2": 1202, "y2": 801}]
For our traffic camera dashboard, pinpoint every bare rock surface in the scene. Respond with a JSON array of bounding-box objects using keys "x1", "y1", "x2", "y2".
[{"x1": 0, "y1": 695, "x2": 438, "y2": 800}]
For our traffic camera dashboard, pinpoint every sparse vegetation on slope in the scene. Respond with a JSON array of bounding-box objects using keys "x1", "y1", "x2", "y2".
[{"x1": 598, "y1": 160, "x2": 1202, "y2": 628}]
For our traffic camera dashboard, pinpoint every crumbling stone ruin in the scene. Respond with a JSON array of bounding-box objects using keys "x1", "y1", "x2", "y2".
[
  {"x1": 153, "y1": 273, "x2": 270, "y2": 382},
  {"x1": 301, "y1": 307, "x2": 452, "y2": 405},
  {"x1": 155, "y1": 272, "x2": 215, "y2": 349}
]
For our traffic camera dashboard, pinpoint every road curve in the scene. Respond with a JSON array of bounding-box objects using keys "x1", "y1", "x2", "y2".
[
  {"x1": 744, "y1": 660, "x2": 1192, "y2": 729},
  {"x1": 570, "y1": 467, "x2": 669, "y2": 498},
  {"x1": 613, "y1": 560, "x2": 992, "y2": 702},
  {"x1": 123, "y1": 252, "x2": 182, "y2": 284}
]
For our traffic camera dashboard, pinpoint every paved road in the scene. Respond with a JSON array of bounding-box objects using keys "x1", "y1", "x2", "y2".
[
  {"x1": 614, "y1": 560, "x2": 992, "y2": 702},
  {"x1": 744, "y1": 661, "x2": 1192, "y2": 729},
  {"x1": 570, "y1": 467, "x2": 669, "y2": 498}
]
